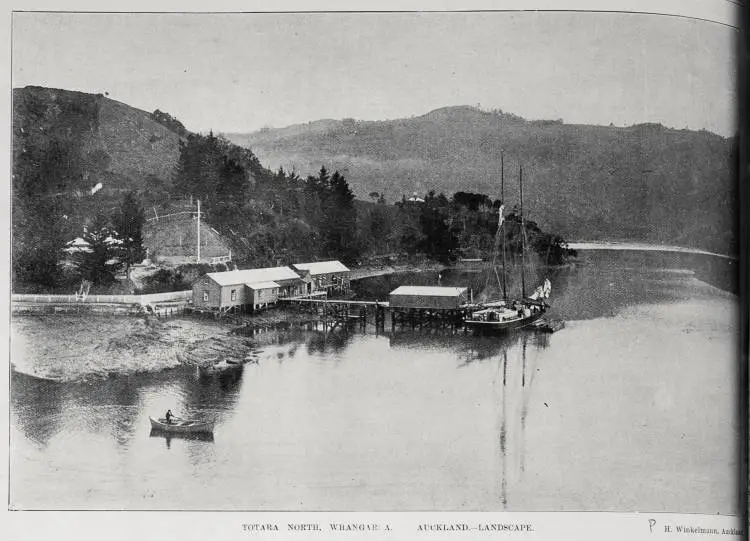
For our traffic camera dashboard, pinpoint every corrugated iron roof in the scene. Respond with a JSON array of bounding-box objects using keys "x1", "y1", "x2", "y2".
[
  {"x1": 245, "y1": 281, "x2": 280, "y2": 289},
  {"x1": 206, "y1": 267, "x2": 301, "y2": 286},
  {"x1": 293, "y1": 260, "x2": 350, "y2": 275},
  {"x1": 389, "y1": 286, "x2": 468, "y2": 297}
]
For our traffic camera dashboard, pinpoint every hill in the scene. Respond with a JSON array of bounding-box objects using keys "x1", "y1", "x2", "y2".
[
  {"x1": 225, "y1": 106, "x2": 738, "y2": 255},
  {"x1": 12, "y1": 86, "x2": 214, "y2": 290},
  {"x1": 13, "y1": 86, "x2": 183, "y2": 200},
  {"x1": 143, "y1": 212, "x2": 233, "y2": 266}
]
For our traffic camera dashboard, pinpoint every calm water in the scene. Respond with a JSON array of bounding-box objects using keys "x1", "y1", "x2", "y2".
[{"x1": 10, "y1": 251, "x2": 741, "y2": 512}]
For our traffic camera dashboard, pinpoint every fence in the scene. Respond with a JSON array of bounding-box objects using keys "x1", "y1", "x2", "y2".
[
  {"x1": 146, "y1": 211, "x2": 196, "y2": 223},
  {"x1": 12, "y1": 290, "x2": 193, "y2": 305},
  {"x1": 209, "y1": 253, "x2": 232, "y2": 265}
]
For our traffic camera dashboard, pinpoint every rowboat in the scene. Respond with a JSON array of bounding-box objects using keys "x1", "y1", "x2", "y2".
[
  {"x1": 530, "y1": 318, "x2": 566, "y2": 333},
  {"x1": 149, "y1": 416, "x2": 215, "y2": 434}
]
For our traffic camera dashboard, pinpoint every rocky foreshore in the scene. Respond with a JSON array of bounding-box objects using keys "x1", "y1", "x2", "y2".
[
  {"x1": 10, "y1": 262, "x2": 452, "y2": 382},
  {"x1": 11, "y1": 314, "x2": 258, "y2": 382}
]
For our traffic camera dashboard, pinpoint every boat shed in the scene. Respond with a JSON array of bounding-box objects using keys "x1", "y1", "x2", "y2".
[
  {"x1": 192, "y1": 266, "x2": 304, "y2": 311},
  {"x1": 292, "y1": 260, "x2": 351, "y2": 293},
  {"x1": 245, "y1": 281, "x2": 281, "y2": 310},
  {"x1": 389, "y1": 286, "x2": 468, "y2": 310}
]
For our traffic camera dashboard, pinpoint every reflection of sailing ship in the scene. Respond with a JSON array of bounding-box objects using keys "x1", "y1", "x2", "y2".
[
  {"x1": 388, "y1": 329, "x2": 520, "y2": 364},
  {"x1": 464, "y1": 161, "x2": 552, "y2": 333},
  {"x1": 496, "y1": 332, "x2": 538, "y2": 508}
]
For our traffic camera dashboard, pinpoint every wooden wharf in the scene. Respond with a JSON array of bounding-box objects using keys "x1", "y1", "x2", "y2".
[
  {"x1": 283, "y1": 297, "x2": 389, "y2": 308},
  {"x1": 281, "y1": 296, "x2": 389, "y2": 331}
]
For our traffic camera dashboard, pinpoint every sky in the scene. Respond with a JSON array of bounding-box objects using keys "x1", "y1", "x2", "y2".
[{"x1": 11, "y1": 11, "x2": 738, "y2": 136}]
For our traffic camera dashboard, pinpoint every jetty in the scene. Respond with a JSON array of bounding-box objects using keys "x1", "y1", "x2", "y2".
[
  {"x1": 281, "y1": 295, "x2": 390, "y2": 331},
  {"x1": 281, "y1": 286, "x2": 475, "y2": 332}
]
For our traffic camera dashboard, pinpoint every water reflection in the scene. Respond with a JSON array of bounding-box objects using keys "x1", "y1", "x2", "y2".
[
  {"x1": 11, "y1": 367, "x2": 185, "y2": 448},
  {"x1": 490, "y1": 334, "x2": 535, "y2": 509},
  {"x1": 10, "y1": 250, "x2": 739, "y2": 512},
  {"x1": 389, "y1": 325, "x2": 542, "y2": 510},
  {"x1": 11, "y1": 371, "x2": 66, "y2": 447},
  {"x1": 149, "y1": 429, "x2": 215, "y2": 449},
  {"x1": 358, "y1": 251, "x2": 736, "y2": 324},
  {"x1": 305, "y1": 327, "x2": 354, "y2": 356},
  {"x1": 388, "y1": 328, "x2": 549, "y2": 367}
]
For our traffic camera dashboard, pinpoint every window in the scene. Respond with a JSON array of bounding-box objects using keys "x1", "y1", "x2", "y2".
[
  {"x1": 231, "y1": 289, "x2": 237, "y2": 301},
  {"x1": 203, "y1": 278, "x2": 209, "y2": 285},
  {"x1": 203, "y1": 290, "x2": 209, "y2": 301}
]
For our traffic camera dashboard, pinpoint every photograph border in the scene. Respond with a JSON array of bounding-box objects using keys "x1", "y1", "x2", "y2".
[{"x1": 3, "y1": 1, "x2": 745, "y2": 539}]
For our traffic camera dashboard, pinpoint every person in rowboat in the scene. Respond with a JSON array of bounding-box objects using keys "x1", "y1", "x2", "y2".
[{"x1": 165, "y1": 409, "x2": 174, "y2": 424}]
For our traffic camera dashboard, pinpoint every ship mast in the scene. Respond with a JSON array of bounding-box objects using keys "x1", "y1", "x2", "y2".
[
  {"x1": 519, "y1": 164, "x2": 526, "y2": 299},
  {"x1": 500, "y1": 153, "x2": 507, "y2": 301}
]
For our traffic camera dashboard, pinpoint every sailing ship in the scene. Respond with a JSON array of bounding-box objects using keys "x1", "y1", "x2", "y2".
[{"x1": 464, "y1": 160, "x2": 552, "y2": 333}]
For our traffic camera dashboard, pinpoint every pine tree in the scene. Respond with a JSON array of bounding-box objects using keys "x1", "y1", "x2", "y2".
[
  {"x1": 321, "y1": 170, "x2": 359, "y2": 262},
  {"x1": 72, "y1": 213, "x2": 124, "y2": 284},
  {"x1": 114, "y1": 191, "x2": 145, "y2": 266}
]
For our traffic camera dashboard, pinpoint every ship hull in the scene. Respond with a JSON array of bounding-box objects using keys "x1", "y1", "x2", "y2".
[{"x1": 464, "y1": 307, "x2": 546, "y2": 334}]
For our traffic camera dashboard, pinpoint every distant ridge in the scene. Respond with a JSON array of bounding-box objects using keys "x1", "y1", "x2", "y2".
[{"x1": 225, "y1": 106, "x2": 737, "y2": 255}]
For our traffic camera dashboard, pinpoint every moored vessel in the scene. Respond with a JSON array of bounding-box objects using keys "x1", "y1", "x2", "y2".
[{"x1": 463, "y1": 160, "x2": 552, "y2": 333}]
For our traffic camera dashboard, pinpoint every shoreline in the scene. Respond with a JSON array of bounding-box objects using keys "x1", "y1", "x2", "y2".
[
  {"x1": 568, "y1": 241, "x2": 737, "y2": 260},
  {"x1": 348, "y1": 261, "x2": 448, "y2": 281}
]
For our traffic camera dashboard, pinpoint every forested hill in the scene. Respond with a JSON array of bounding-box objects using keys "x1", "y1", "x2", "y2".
[
  {"x1": 226, "y1": 106, "x2": 738, "y2": 255},
  {"x1": 13, "y1": 86, "x2": 577, "y2": 296}
]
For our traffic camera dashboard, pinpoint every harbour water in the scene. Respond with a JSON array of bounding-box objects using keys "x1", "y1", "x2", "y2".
[{"x1": 10, "y1": 250, "x2": 740, "y2": 512}]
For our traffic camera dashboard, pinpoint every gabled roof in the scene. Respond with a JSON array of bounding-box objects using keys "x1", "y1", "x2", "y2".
[
  {"x1": 389, "y1": 286, "x2": 467, "y2": 297},
  {"x1": 245, "y1": 281, "x2": 280, "y2": 290},
  {"x1": 292, "y1": 260, "x2": 350, "y2": 275},
  {"x1": 205, "y1": 266, "x2": 301, "y2": 287}
]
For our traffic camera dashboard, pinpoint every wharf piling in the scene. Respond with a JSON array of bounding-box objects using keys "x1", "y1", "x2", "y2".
[{"x1": 281, "y1": 296, "x2": 389, "y2": 332}]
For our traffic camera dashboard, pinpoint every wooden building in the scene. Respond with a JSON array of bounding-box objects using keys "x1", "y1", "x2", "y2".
[
  {"x1": 192, "y1": 266, "x2": 305, "y2": 312},
  {"x1": 389, "y1": 286, "x2": 468, "y2": 310},
  {"x1": 292, "y1": 261, "x2": 351, "y2": 294},
  {"x1": 245, "y1": 281, "x2": 281, "y2": 309}
]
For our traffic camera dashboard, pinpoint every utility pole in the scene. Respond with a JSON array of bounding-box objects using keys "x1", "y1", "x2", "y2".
[{"x1": 196, "y1": 198, "x2": 201, "y2": 263}]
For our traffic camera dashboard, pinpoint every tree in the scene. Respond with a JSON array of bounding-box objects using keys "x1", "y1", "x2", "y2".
[
  {"x1": 418, "y1": 192, "x2": 459, "y2": 263},
  {"x1": 71, "y1": 213, "x2": 124, "y2": 285},
  {"x1": 13, "y1": 114, "x2": 84, "y2": 290},
  {"x1": 173, "y1": 133, "x2": 223, "y2": 201},
  {"x1": 300, "y1": 166, "x2": 329, "y2": 232},
  {"x1": 113, "y1": 191, "x2": 145, "y2": 266},
  {"x1": 390, "y1": 202, "x2": 424, "y2": 255},
  {"x1": 216, "y1": 156, "x2": 248, "y2": 202},
  {"x1": 12, "y1": 197, "x2": 66, "y2": 291},
  {"x1": 321, "y1": 170, "x2": 360, "y2": 262}
]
